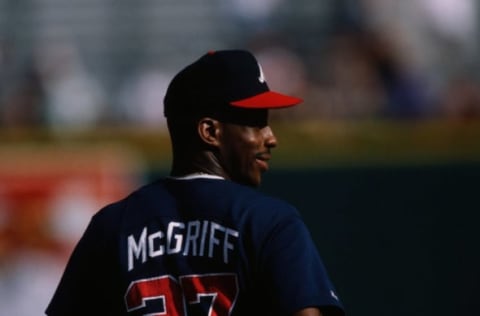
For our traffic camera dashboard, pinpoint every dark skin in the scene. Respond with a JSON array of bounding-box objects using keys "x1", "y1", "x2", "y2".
[
  {"x1": 170, "y1": 116, "x2": 275, "y2": 187},
  {"x1": 168, "y1": 110, "x2": 324, "y2": 316}
]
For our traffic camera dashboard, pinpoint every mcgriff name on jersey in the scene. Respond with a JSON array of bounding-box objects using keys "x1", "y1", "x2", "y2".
[{"x1": 127, "y1": 220, "x2": 239, "y2": 271}]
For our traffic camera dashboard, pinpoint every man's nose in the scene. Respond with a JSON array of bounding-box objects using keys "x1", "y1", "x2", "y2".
[{"x1": 263, "y1": 126, "x2": 277, "y2": 148}]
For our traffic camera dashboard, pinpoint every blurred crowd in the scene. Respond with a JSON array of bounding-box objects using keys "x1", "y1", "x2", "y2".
[{"x1": 0, "y1": 0, "x2": 479, "y2": 132}]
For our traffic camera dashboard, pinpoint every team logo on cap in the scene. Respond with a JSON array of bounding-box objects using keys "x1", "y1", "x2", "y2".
[{"x1": 258, "y1": 63, "x2": 266, "y2": 83}]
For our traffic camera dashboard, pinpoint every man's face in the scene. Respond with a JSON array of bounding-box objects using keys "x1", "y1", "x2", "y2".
[{"x1": 218, "y1": 111, "x2": 277, "y2": 187}]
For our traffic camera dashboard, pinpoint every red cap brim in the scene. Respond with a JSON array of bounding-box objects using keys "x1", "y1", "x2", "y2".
[{"x1": 230, "y1": 91, "x2": 303, "y2": 109}]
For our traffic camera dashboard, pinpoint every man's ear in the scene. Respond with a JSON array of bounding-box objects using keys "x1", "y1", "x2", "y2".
[{"x1": 198, "y1": 117, "x2": 221, "y2": 147}]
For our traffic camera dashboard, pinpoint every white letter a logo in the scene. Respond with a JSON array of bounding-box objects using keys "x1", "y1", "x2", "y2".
[{"x1": 258, "y1": 63, "x2": 266, "y2": 83}]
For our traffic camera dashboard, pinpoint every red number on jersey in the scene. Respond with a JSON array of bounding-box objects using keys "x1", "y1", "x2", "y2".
[
  {"x1": 181, "y1": 274, "x2": 239, "y2": 316},
  {"x1": 125, "y1": 275, "x2": 185, "y2": 315},
  {"x1": 125, "y1": 273, "x2": 239, "y2": 316}
]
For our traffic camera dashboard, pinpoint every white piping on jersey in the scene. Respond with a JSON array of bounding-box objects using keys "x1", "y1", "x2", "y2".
[{"x1": 167, "y1": 173, "x2": 225, "y2": 181}]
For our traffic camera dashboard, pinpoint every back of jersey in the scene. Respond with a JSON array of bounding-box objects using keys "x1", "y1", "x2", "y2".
[
  {"x1": 119, "y1": 176, "x2": 274, "y2": 315},
  {"x1": 48, "y1": 176, "x2": 344, "y2": 316}
]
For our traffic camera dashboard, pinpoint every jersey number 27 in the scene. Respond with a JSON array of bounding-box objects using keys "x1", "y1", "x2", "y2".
[{"x1": 125, "y1": 273, "x2": 239, "y2": 316}]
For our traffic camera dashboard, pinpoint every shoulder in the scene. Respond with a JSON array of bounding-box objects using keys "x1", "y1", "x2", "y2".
[
  {"x1": 220, "y1": 179, "x2": 299, "y2": 214},
  {"x1": 220, "y1": 181, "x2": 302, "y2": 232},
  {"x1": 244, "y1": 183, "x2": 299, "y2": 217}
]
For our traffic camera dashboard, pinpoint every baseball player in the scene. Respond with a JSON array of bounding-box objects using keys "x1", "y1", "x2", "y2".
[{"x1": 46, "y1": 50, "x2": 345, "y2": 316}]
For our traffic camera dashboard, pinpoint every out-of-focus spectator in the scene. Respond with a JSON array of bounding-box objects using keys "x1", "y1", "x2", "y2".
[
  {"x1": 437, "y1": 76, "x2": 480, "y2": 121},
  {"x1": 356, "y1": 0, "x2": 478, "y2": 115},
  {"x1": 418, "y1": 0, "x2": 477, "y2": 51},
  {"x1": 222, "y1": 0, "x2": 284, "y2": 33},
  {"x1": 1, "y1": 62, "x2": 46, "y2": 127},
  {"x1": 116, "y1": 68, "x2": 170, "y2": 129},
  {"x1": 361, "y1": 31, "x2": 429, "y2": 118},
  {"x1": 307, "y1": 30, "x2": 387, "y2": 119},
  {"x1": 0, "y1": 39, "x2": 46, "y2": 127},
  {"x1": 35, "y1": 41, "x2": 107, "y2": 132}
]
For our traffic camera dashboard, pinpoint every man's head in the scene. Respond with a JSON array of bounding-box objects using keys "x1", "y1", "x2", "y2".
[{"x1": 164, "y1": 50, "x2": 302, "y2": 186}]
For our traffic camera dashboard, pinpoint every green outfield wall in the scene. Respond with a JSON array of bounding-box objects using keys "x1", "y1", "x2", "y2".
[{"x1": 260, "y1": 165, "x2": 479, "y2": 316}]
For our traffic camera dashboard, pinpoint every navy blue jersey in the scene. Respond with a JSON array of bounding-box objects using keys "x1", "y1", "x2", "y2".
[{"x1": 46, "y1": 176, "x2": 344, "y2": 316}]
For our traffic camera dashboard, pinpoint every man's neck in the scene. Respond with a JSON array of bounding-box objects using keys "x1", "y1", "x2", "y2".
[{"x1": 170, "y1": 151, "x2": 227, "y2": 179}]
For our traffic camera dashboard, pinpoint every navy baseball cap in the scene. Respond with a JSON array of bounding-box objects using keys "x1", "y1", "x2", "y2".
[{"x1": 164, "y1": 50, "x2": 303, "y2": 119}]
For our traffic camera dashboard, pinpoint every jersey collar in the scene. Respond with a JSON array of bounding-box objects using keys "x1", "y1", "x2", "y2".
[{"x1": 167, "y1": 173, "x2": 225, "y2": 181}]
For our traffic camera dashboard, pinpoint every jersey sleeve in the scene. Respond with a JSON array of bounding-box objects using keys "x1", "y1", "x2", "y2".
[
  {"x1": 258, "y1": 209, "x2": 345, "y2": 316},
  {"x1": 45, "y1": 206, "x2": 123, "y2": 316}
]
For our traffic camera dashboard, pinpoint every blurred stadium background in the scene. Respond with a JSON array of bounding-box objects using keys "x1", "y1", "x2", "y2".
[{"x1": 0, "y1": 0, "x2": 479, "y2": 315}]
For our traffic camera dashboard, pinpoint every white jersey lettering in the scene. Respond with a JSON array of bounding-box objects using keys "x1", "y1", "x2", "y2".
[{"x1": 126, "y1": 220, "x2": 239, "y2": 271}]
